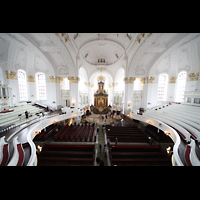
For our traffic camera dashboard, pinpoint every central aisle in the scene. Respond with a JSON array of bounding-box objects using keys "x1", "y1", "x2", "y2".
[{"x1": 95, "y1": 125, "x2": 108, "y2": 166}]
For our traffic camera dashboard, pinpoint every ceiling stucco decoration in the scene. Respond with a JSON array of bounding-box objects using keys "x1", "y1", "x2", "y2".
[
  {"x1": 15, "y1": 46, "x2": 26, "y2": 71},
  {"x1": 148, "y1": 33, "x2": 200, "y2": 77},
  {"x1": 135, "y1": 68, "x2": 145, "y2": 76},
  {"x1": 58, "y1": 67, "x2": 69, "y2": 75},
  {"x1": 1, "y1": 33, "x2": 200, "y2": 85},
  {"x1": 79, "y1": 39, "x2": 124, "y2": 66},
  {"x1": 179, "y1": 47, "x2": 190, "y2": 72}
]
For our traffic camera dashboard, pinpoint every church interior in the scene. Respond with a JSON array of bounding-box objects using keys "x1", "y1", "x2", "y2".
[{"x1": 0, "y1": 33, "x2": 200, "y2": 166}]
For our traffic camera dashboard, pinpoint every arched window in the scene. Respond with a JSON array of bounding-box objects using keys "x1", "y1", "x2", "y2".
[
  {"x1": 157, "y1": 74, "x2": 168, "y2": 101},
  {"x1": 62, "y1": 78, "x2": 70, "y2": 90},
  {"x1": 134, "y1": 78, "x2": 142, "y2": 91},
  {"x1": 79, "y1": 75, "x2": 86, "y2": 91},
  {"x1": 18, "y1": 70, "x2": 28, "y2": 101},
  {"x1": 36, "y1": 73, "x2": 46, "y2": 100},
  {"x1": 176, "y1": 71, "x2": 187, "y2": 102},
  {"x1": 117, "y1": 76, "x2": 124, "y2": 92},
  {"x1": 115, "y1": 68, "x2": 124, "y2": 92}
]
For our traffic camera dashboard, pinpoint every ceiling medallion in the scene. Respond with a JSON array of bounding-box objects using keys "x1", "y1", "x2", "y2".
[
  {"x1": 96, "y1": 33, "x2": 108, "y2": 40},
  {"x1": 97, "y1": 41, "x2": 107, "y2": 46}
]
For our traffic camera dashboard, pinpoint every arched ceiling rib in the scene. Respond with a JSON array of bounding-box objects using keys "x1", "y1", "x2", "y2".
[{"x1": 0, "y1": 33, "x2": 199, "y2": 79}]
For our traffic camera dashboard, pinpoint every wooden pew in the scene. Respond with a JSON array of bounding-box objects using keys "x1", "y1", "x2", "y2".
[
  {"x1": 37, "y1": 144, "x2": 95, "y2": 166},
  {"x1": 7, "y1": 137, "x2": 25, "y2": 166},
  {"x1": 0, "y1": 136, "x2": 9, "y2": 166}
]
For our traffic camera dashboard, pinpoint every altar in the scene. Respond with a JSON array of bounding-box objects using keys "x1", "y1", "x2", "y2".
[{"x1": 93, "y1": 80, "x2": 109, "y2": 114}]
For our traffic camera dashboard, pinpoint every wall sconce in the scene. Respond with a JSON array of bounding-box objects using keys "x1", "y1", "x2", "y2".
[
  {"x1": 164, "y1": 131, "x2": 170, "y2": 136},
  {"x1": 31, "y1": 95, "x2": 34, "y2": 97},
  {"x1": 146, "y1": 120, "x2": 153, "y2": 125},
  {"x1": 127, "y1": 102, "x2": 131, "y2": 107},
  {"x1": 13, "y1": 95, "x2": 15, "y2": 97},
  {"x1": 37, "y1": 145, "x2": 42, "y2": 153},
  {"x1": 72, "y1": 101, "x2": 75, "y2": 106},
  {"x1": 166, "y1": 146, "x2": 172, "y2": 154},
  {"x1": 52, "y1": 101, "x2": 56, "y2": 103},
  {"x1": 122, "y1": 102, "x2": 124, "y2": 105}
]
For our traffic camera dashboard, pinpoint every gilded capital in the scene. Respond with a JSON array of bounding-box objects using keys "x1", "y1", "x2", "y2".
[
  {"x1": 169, "y1": 76, "x2": 177, "y2": 83},
  {"x1": 27, "y1": 75, "x2": 35, "y2": 82},
  {"x1": 6, "y1": 70, "x2": 16, "y2": 80},
  {"x1": 124, "y1": 77, "x2": 136, "y2": 84},
  {"x1": 58, "y1": 77, "x2": 64, "y2": 85},
  {"x1": 68, "y1": 76, "x2": 80, "y2": 83},
  {"x1": 147, "y1": 77, "x2": 155, "y2": 83},
  {"x1": 140, "y1": 77, "x2": 145, "y2": 84},
  {"x1": 49, "y1": 76, "x2": 57, "y2": 83},
  {"x1": 188, "y1": 72, "x2": 199, "y2": 81}
]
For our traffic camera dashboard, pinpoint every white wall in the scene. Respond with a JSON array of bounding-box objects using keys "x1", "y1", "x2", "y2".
[
  {"x1": 167, "y1": 83, "x2": 176, "y2": 102},
  {"x1": 146, "y1": 82, "x2": 158, "y2": 108}
]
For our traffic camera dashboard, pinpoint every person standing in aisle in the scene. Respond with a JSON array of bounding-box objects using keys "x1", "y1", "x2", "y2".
[
  {"x1": 104, "y1": 147, "x2": 107, "y2": 158},
  {"x1": 99, "y1": 144, "x2": 102, "y2": 153},
  {"x1": 99, "y1": 158, "x2": 104, "y2": 166},
  {"x1": 42, "y1": 109, "x2": 45, "y2": 117},
  {"x1": 96, "y1": 155, "x2": 100, "y2": 166},
  {"x1": 25, "y1": 110, "x2": 28, "y2": 119},
  {"x1": 107, "y1": 138, "x2": 110, "y2": 148},
  {"x1": 115, "y1": 138, "x2": 118, "y2": 145},
  {"x1": 104, "y1": 143, "x2": 106, "y2": 152}
]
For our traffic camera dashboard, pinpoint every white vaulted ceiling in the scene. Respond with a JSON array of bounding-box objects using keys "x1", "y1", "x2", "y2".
[{"x1": 0, "y1": 33, "x2": 200, "y2": 79}]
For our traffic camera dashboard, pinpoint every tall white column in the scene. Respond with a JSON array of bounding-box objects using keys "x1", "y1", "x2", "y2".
[
  {"x1": 4, "y1": 84, "x2": 8, "y2": 100},
  {"x1": 123, "y1": 77, "x2": 135, "y2": 115},
  {"x1": 70, "y1": 83, "x2": 79, "y2": 107},
  {"x1": 141, "y1": 77, "x2": 148, "y2": 110},
  {"x1": 68, "y1": 76, "x2": 80, "y2": 108},
  {"x1": 0, "y1": 84, "x2": 3, "y2": 99}
]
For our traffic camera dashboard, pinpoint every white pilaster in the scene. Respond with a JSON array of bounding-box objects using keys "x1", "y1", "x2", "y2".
[
  {"x1": 141, "y1": 77, "x2": 148, "y2": 110},
  {"x1": 70, "y1": 82, "x2": 79, "y2": 107},
  {"x1": 123, "y1": 80, "x2": 134, "y2": 115}
]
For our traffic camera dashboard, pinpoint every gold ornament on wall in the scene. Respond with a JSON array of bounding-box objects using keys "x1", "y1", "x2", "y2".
[
  {"x1": 58, "y1": 77, "x2": 64, "y2": 86},
  {"x1": 147, "y1": 77, "x2": 155, "y2": 83},
  {"x1": 97, "y1": 74, "x2": 105, "y2": 82},
  {"x1": 6, "y1": 70, "x2": 16, "y2": 80},
  {"x1": 27, "y1": 75, "x2": 35, "y2": 82},
  {"x1": 123, "y1": 77, "x2": 136, "y2": 84},
  {"x1": 140, "y1": 77, "x2": 145, "y2": 84},
  {"x1": 188, "y1": 72, "x2": 199, "y2": 81},
  {"x1": 49, "y1": 76, "x2": 57, "y2": 83},
  {"x1": 169, "y1": 77, "x2": 177, "y2": 83},
  {"x1": 68, "y1": 76, "x2": 80, "y2": 83},
  {"x1": 97, "y1": 67, "x2": 106, "y2": 72}
]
